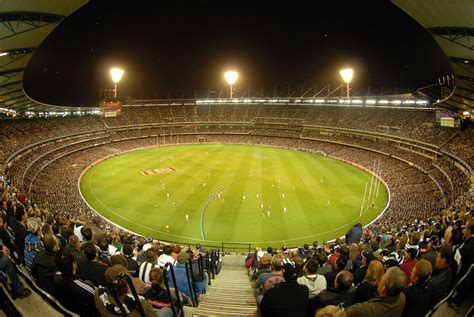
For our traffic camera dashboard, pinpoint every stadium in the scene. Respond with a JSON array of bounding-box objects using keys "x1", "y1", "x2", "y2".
[{"x1": 0, "y1": 1, "x2": 473, "y2": 317}]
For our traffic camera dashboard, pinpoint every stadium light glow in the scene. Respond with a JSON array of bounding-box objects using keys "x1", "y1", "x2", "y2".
[
  {"x1": 110, "y1": 67, "x2": 124, "y2": 98},
  {"x1": 224, "y1": 71, "x2": 239, "y2": 98},
  {"x1": 339, "y1": 68, "x2": 353, "y2": 98},
  {"x1": 0, "y1": 52, "x2": 9, "y2": 57}
]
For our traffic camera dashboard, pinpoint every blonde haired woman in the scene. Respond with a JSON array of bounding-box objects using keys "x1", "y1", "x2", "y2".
[{"x1": 355, "y1": 260, "x2": 384, "y2": 303}]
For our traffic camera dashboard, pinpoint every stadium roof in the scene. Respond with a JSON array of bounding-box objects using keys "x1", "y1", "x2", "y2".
[
  {"x1": 0, "y1": 0, "x2": 89, "y2": 116},
  {"x1": 393, "y1": 0, "x2": 474, "y2": 113},
  {"x1": 1, "y1": 1, "x2": 472, "y2": 116}
]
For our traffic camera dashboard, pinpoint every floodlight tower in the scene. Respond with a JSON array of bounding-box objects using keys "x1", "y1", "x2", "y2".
[
  {"x1": 339, "y1": 68, "x2": 353, "y2": 98},
  {"x1": 110, "y1": 67, "x2": 124, "y2": 98},
  {"x1": 224, "y1": 70, "x2": 239, "y2": 99}
]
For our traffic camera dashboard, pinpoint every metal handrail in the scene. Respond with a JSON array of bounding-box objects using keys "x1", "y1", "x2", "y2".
[
  {"x1": 185, "y1": 260, "x2": 199, "y2": 307},
  {"x1": 163, "y1": 262, "x2": 184, "y2": 317},
  {"x1": 111, "y1": 274, "x2": 146, "y2": 317}
]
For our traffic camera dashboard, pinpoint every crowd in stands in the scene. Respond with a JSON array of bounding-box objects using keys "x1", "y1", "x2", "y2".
[
  {"x1": 1, "y1": 177, "x2": 214, "y2": 315},
  {"x1": 0, "y1": 103, "x2": 472, "y2": 315},
  {"x1": 246, "y1": 211, "x2": 473, "y2": 316}
]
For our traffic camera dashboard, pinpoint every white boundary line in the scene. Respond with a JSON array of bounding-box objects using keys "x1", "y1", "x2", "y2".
[{"x1": 77, "y1": 143, "x2": 391, "y2": 244}]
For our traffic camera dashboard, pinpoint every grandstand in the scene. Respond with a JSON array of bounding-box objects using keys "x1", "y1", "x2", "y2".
[{"x1": 1, "y1": 0, "x2": 473, "y2": 316}]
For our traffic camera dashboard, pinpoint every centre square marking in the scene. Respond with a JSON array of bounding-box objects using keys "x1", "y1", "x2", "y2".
[{"x1": 141, "y1": 167, "x2": 176, "y2": 176}]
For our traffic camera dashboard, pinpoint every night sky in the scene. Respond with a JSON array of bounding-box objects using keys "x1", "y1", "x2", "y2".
[{"x1": 23, "y1": 0, "x2": 451, "y2": 106}]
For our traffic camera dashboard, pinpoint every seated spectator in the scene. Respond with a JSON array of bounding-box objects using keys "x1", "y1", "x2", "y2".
[
  {"x1": 12, "y1": 207, "x2": 28, "y2": 264},
  {"x1": 95, "y1": 265, "x2": 155, "y2": 316},
  {"x1": 0, "y1": 245, "x2": 31, "y2": 298},
  {"x1": 251, "y1": 256, "x2": 271, "y2": 282},
  {"x1": 31, "y1": 233, "x2": 59, "y2": 294},
  {"x1": 0, "y1": 214, "x2": 17, "y2": 260},
  {"x1": 122, "y1": 244, "x2": 138, "y2": 276},
  {"x1": 430, "y1": 245, "x2": 453, "y2": 304},
  {"x1": 316, "y1": 251, "x2": 332, "y2": 275},
  {"x1": 399, "y1": 247, "x2": 417, "y2": 280},
  {"x1": 79, "y1": 241, "x2": 107, "y2": 287},
  {"x1": 139, "y1": 249, "x2": 158, "y2": 283},
  {"x1": 353, "y1": 250, "x2": 376, "y2": 285},
  {"x1": 310, "y1": 270, "x2": 356, "y2": 312},
  {"x1": 167, "y1": 251, "x2": 206, "y2": 300},
  {"x1": 24, "y1": 218, "x2": 43, "y2": 269},
  {"x1": 252, "y1": 254, "x2": 285, "y2": 295},
  {"x1": 355, "y1": 260, "x2": 384, "y2": 303},
  {"x1": 296, "y1": 259, "x2": 326, "y2": 298},
  {"x1": 97, "y1": 236, "x2": 112, "y2": 267},
  {"x1": 143, "y1": 268, "x2": 174, "y2": 317},
  {"x1": 402, "y1": 259, "x2": 432, "y2": 317},
  {"x1": 157, "y1": 245, "x2": 176, "y2": 268},
  {"x1": 324, "y1": 255, "x2": 347, "y2": 290},
  {"x1": 259, "y1": 260, "x2": 308, "y2": 317},
  {"x1": 53, "y1": 249, "x2": 97, "y2": 316},
  {"x1": 66, "y1": 234, "x2": 86, "y2": 264},
  {"x1": 341, "y1": 267, "x2": 407, "y2": 317},
  {"x1": 110, "y1": 255, "x2": 145, "y2": 295}
]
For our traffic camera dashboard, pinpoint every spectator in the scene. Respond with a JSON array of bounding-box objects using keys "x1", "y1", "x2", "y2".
[
  {"x1": 345, "y1": 223, "x2": 363, "y2": 244},
  {"x1": 353, "y1": 250, "x2": 376, "y2": 285},
  {"x1": 53, "y1": 249, "x2": 97, "y2": 316},
  {"x1": 252, "y1": 254, "x2": 285, "y2": 295},
  {"x1": 167, "y1": 251, "x2": 206, "y2": 299},
  {"x1": 95, "y1": 265, "x2": 155, "y2": 316},
  {"x1": 139, "y1": 249, "x2": 158, "y2": 283},
  {"x1": 402, "y1": 259, "x2": 433, "y2": 316},
  {"x1": 157, "y1": 245, "x2": 176, "y2": 268},
  {"x1": 122, "y1": 244, "x2": 138, "y2": 276},
  {"x1": 251, "y1": 256, "x2": 271, "y2": 282},
  {"x1": 97, "y1": 236, "x2": 112, "y2": 267},
  {"x1": 324, "y1": 255, "x2": 347, "y2": 290},
  {"x1": 310, "y1": 270, "x2": 356, "y2": 311},
  {"x1": 66, "y1": 234, "x2": 85, "y2": 264},
  {"x1": 457, "y1": 221, "x2": 474, "y2": 278},
  {"x1": 316, "y1": 251, "x2": 332, "y2": 275},
  {"x1": 78, "y1": 241, "x2": 107, "y2": 287},
  {"x1": 31, "y1": 233, "x2": 59, "y2": 294},
  {"x1": 143, "y1": 268, "x2": 174, "y2": 317},
  {"x1": 399, "y1": 247, "x2": 417, "y2": 280},
  {"x1": 24, "y1": 217, "x2": 43, "y2": 269},
  {"x1": 296, "y1": 259, "x2": 326, "y2": 298},
  {"x1": 259, "y1": 260, "x2": 308, "y2": 317},
  {"x1": 0, "y1": 246, "x2": 31, "y2": 299},
  {"x1": 342, "y1": 267, "x2": 407, "y2": 317},
  {"x1": 355, "y1": 260, "x2": 384, "y2": 303},
  {"x1": 430, "y1": 245, "x2": 453, "y2": 304}
]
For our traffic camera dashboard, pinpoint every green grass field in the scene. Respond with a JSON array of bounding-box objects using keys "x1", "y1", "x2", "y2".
[{"x1": 79, "y1": 144, "x2": 388, "y2": 248}]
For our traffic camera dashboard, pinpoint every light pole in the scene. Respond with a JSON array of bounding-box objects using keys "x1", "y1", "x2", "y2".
[
  {"x1": 339, "y1": 68, "x2": 353, "y2": 98},
  {"x1": 110, "y1": 67, "x2": 124, "y2": 98},
  {"x1": 224, "y1": 70, "x2": 239, "y2": 99}
]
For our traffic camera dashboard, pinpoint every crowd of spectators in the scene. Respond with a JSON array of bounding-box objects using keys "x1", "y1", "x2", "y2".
[
  {"x1": 246, "y1": 207, "x2": 473, "y2": 316},
  {"x1": 0, "y1": 103, "x2": 472, "y2": 315}
]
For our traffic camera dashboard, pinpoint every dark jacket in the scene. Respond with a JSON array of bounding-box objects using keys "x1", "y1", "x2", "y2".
[
  {"x1": 310, "y1": 285, "x2": 356, "y2": 310},
  {"x1": 346, "y1": 293, "x2": 406, "y2": 317},
  {"x1": 31, "y1": 250, "x2": 57, "y2": 295},
  {"x1": 345, "y1": 224, "x2": 363, "y2": 244},
  {"x1": 355, "y1": 281, "x2": 378, "y2": 303},
  {"x1": 54, "y1": 273, "x2": 98, "y2": 316},
  {"x1": 402, "y1": 280, "x2": 432, "y2": 317},
  {"x1": 78, "y1": 259, "x2": 107, "y2": 287},
  {"x1": 259, "y1": 282, "x2": 309, "y2": 317},
  {"x1": 430, "y1": 266, "x2": 453, "y2": 305}
]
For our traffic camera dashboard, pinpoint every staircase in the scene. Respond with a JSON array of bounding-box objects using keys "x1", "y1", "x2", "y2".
[{"x1": 192, "y1": 254, "x2": 257, "y2": 317}]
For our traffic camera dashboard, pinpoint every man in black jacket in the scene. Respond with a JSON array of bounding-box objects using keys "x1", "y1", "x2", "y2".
[
  {"x1": 430, "y1": 245, "x2": 453, "y2": 304},
  {"x1": 259, "y1": 260, "x2": 309, "y2": 317},
  {"x1": 402, "y1": 259, "x2": 432, "y2": 317},
  {"x1": 31, "y1": 233, "x2": 59, "y2": 294},
  {"x1": 54, "y1": 248, "x2": 98, "y2": 316},
  {"x1": 78, "y1": 241, "x2": 107, "y2": 287}
]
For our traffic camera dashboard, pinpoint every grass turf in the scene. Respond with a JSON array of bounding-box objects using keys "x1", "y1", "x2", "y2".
[{"x1": 79, "y1": 144, "x2": 388, "y2": 249}]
